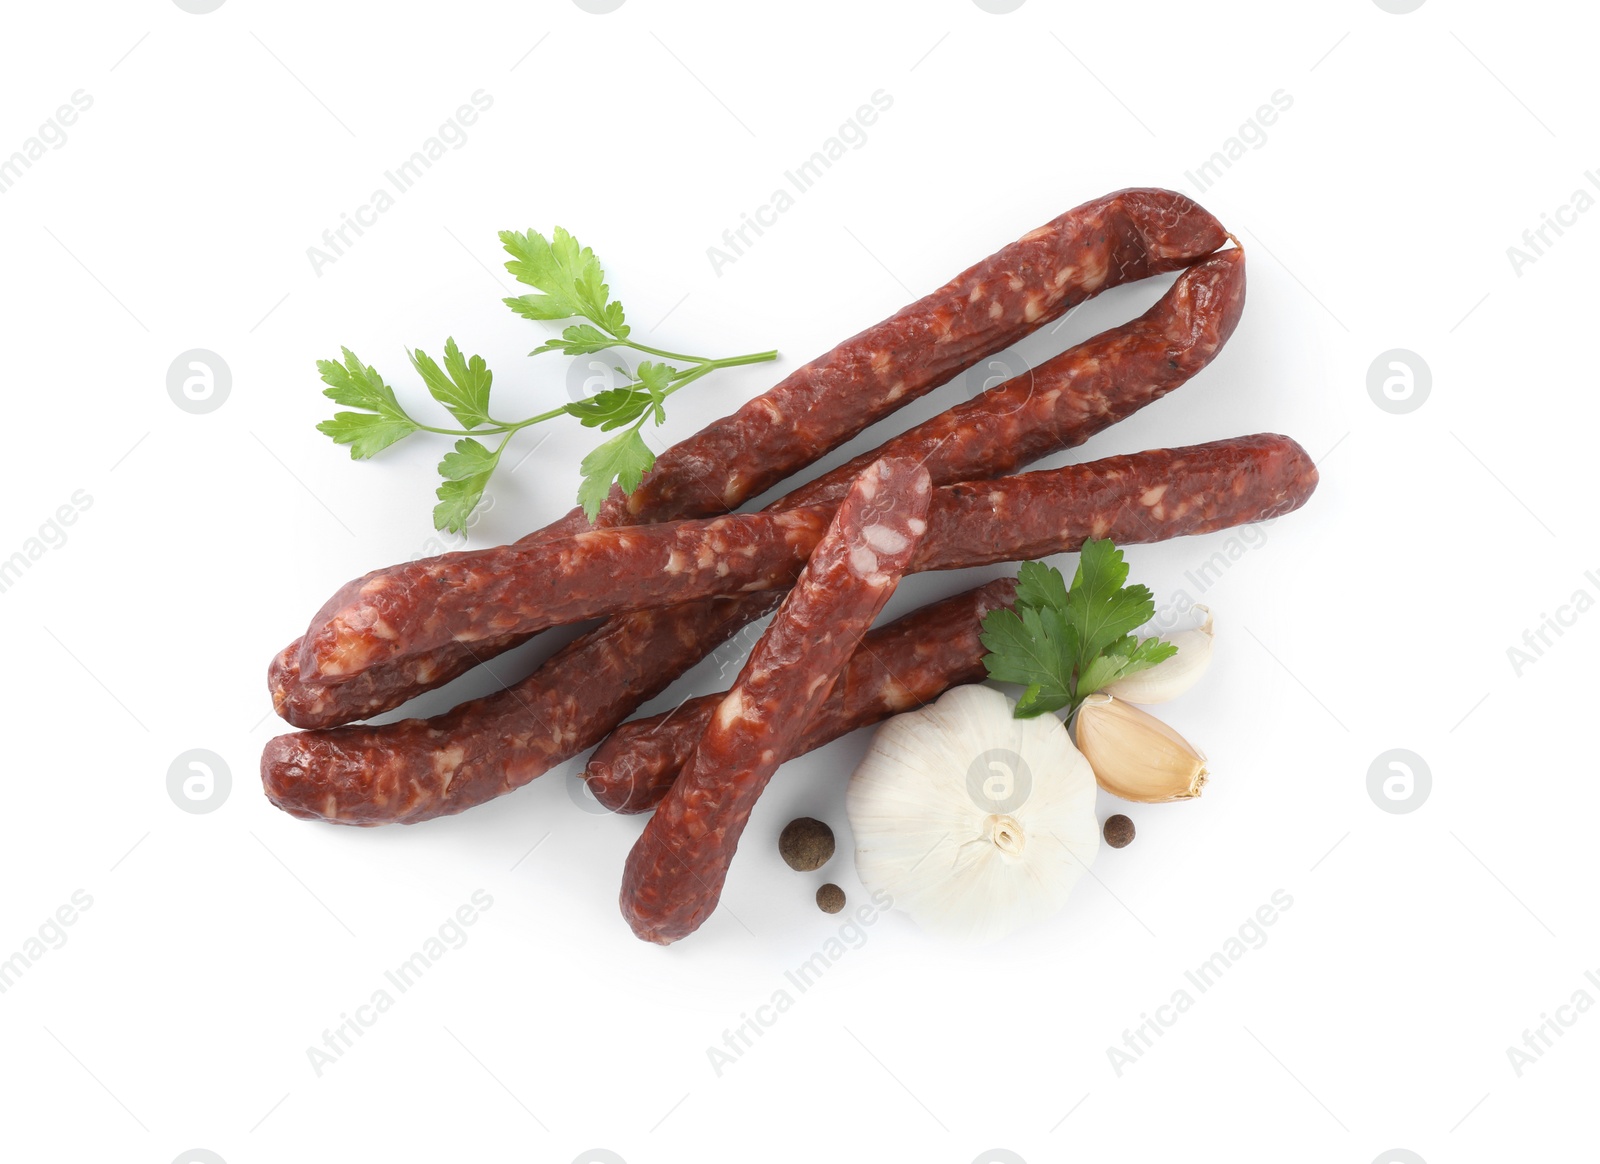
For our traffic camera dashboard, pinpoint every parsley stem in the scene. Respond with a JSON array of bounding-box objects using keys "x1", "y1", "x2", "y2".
[
  {"x1": 412, "y1": 345, "x2": 772, "y2": 441},
  {"x1": 521, "y1": 407, "x2": 572, "y2": 428},
  {"x1": 658, "y1": 361, "x2": 721, "y2": 398},
  {"x1": 508, "y1": 405, "x2": 570, "y2": 428},
  {"x1": 698, "y1": 348, "x2": 779, "y2": 369},
  {"x1": 412, "y1": 422, "x2": 500, "y2": 437},
  {"x1": 411, "y1": 405, "x2": 567, "y2": 440},
  {"x1": 621, "y1": 341, "x2": 778, "y2": 369}
]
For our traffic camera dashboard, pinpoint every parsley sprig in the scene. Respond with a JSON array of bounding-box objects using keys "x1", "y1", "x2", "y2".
[
  {"x1": 316, "y1": 227, "x2": 777, "y2": 532},
  {"x1": 980, "y1": 540, "x2": 1177, "y2": 719}
]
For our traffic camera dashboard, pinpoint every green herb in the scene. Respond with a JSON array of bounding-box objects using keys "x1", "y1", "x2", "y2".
[
  {"x1": 315, "y1": 227, "x2": 777, "y2": 532},
  {"x1": 979, "y1": 540, "x2": 1177, "y2": 719}
]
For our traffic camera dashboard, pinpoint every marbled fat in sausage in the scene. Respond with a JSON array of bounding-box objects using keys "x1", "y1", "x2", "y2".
[
  {"x1": 620, "y1": 458, "x2": 934, "y2": 945},
  {"x1": 584, "y1": 579, "x2": 1019, "y2": 814}
]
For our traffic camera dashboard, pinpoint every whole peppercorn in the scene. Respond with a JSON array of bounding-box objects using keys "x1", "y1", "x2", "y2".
[
  {"x1": 816, "y1": 884, "x2": 846, "y2": 914},
  {"x1": 779, "y1": 817, "x2": 835, "y2": 871},
  {"x1": 1103, "y1": 814, "x2": 1136, "y2": 849}
]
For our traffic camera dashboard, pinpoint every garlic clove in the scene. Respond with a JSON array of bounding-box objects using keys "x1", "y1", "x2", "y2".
[
  {"x1": 1102, "y1": 605, "x2": 1214, "y2": 705},
  {"x1": 1073, "y1": 694, "x2": 1207, "y2": 803},
  {"x1": 846, "y1": 684, "x2": 1100, "y2": 945}
]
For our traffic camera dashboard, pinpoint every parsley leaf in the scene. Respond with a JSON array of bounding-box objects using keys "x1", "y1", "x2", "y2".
[
  {"x1": 1064, "y1": 539, "x2": 1158, "y2": 663},
  {"x1": 1015, "y1": 558, "x2": 1070, "y2": 620},
  {"x1": 565, "y1": 386, "x2": 655, "y2": 431},
  {"x1": 437, "y1": 435, "x2": 499, "y2": 482},
  {"x1": 634, "y1": 360, "x2": 674, "y2": 407},
  {"x1": 1077, "y1": 635, "x2": 1178, "y2": 698},
  {"x1": 409, "y1": 337, "x2": 494, "y2": 429},
  {"x1": 979, "y1": 603, "x2": 1076, "y2": 717},
  {"x1": 433, "y1": 438, "x2": 500, "y2": 534},
  {"x1": 315, "y1": 348, "x2": 419, "y2": 458},
  {"x1": 980, "y1": 541, "x2": 1176, "y2": 719},
  {"x1": 563, "y1": 362, "x2": 675, "y2": 431},
  {"x1": 530, "y1": 323, "x2": 621, "y2": 358},
  {"x1": 500, "y1": 227, "x2": 630, "y2": 339},
  {"x1": 576, "y1": 428, "x2": 655, "y2": 522},
  {"x1": 319, "y1": 347, "x2": 405, "y2": 414},
  {"x1": 317, "y1": 411, "x2": 418, "y2": 459}
]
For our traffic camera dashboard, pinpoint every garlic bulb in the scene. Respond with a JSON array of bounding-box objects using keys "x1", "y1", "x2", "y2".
[
  {"x1": 1102, "y1": 605, "x2": 1214, "y2": 704},
  {"x1": 1073, "y1": 694, "x2": 1207, "y2": 803},
  {"x1": 846, "y1": 684, "x2": 1099, "y2": 945}
]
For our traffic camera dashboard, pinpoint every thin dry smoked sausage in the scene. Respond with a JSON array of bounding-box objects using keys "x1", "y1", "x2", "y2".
[
  {"x1": 592, "y1": 188, "x2": 1227, "y2": 524},
  {"x1": 296, "y1": 510, "x2": 833, "y2": 684},
  {"x1": 620, "y1": 458, "x2": 933, "y2": 944},
  {"x1": 777, "y1": 248, "x2": 1244, "y2": 513}
]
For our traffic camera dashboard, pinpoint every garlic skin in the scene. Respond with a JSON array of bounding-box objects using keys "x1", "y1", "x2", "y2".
[
  {"x1": 1073, "y1": 694, "x2": 1207, "y2": 803},
  {"x1": 1102, "y1": 605, "x2": 1214, "y2": 704},
  {"x1": 846, "y1": 684, "x2": 1099, "y2": 945}
]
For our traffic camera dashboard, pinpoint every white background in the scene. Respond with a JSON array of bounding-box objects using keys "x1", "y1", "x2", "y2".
[{"x1": 1, "y1": 1, "x2": 1593, "y2": 1161}]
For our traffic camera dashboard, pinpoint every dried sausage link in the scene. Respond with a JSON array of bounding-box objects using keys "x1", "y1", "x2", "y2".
[
  {"x1": 777, "y1": 248, "x2": 1245, "y2": 512},
  {"x1": 620, "y1": 458, "x2": 934, "y2": 944},
  {"x1": 297, "y1": 510, "x2": 832, "y2": 684},
  {"x1": 593, "y1": 188, "x2": 1227, "y2": 524}
]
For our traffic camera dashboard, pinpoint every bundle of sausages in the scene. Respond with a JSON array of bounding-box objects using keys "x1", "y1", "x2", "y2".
[{"x1": 260, "y1": 188, "x2": 1319, "y2": 945}]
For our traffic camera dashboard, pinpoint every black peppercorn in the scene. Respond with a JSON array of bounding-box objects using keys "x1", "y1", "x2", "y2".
[
  {"x1": 1103, "y1": 814, "x2": 1135, "y2": 849},
  {"x1": 779, "y1": 816, "x2": 835, "y2": 871},
  {"x1": 816, "y1": 884, "x2": 846, "y2": 914}
]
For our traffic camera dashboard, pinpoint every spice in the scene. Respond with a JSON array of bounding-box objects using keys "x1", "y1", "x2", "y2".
[
  {"x1": 816, "y1": 884, "x2": 846, "y2": 914},
  {"x1": 1103, "y1": 814, "x2": 1136, "y2": 848},
  {"x1": 779, "y1": 817, "x2": 835, "y2": 871}
]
